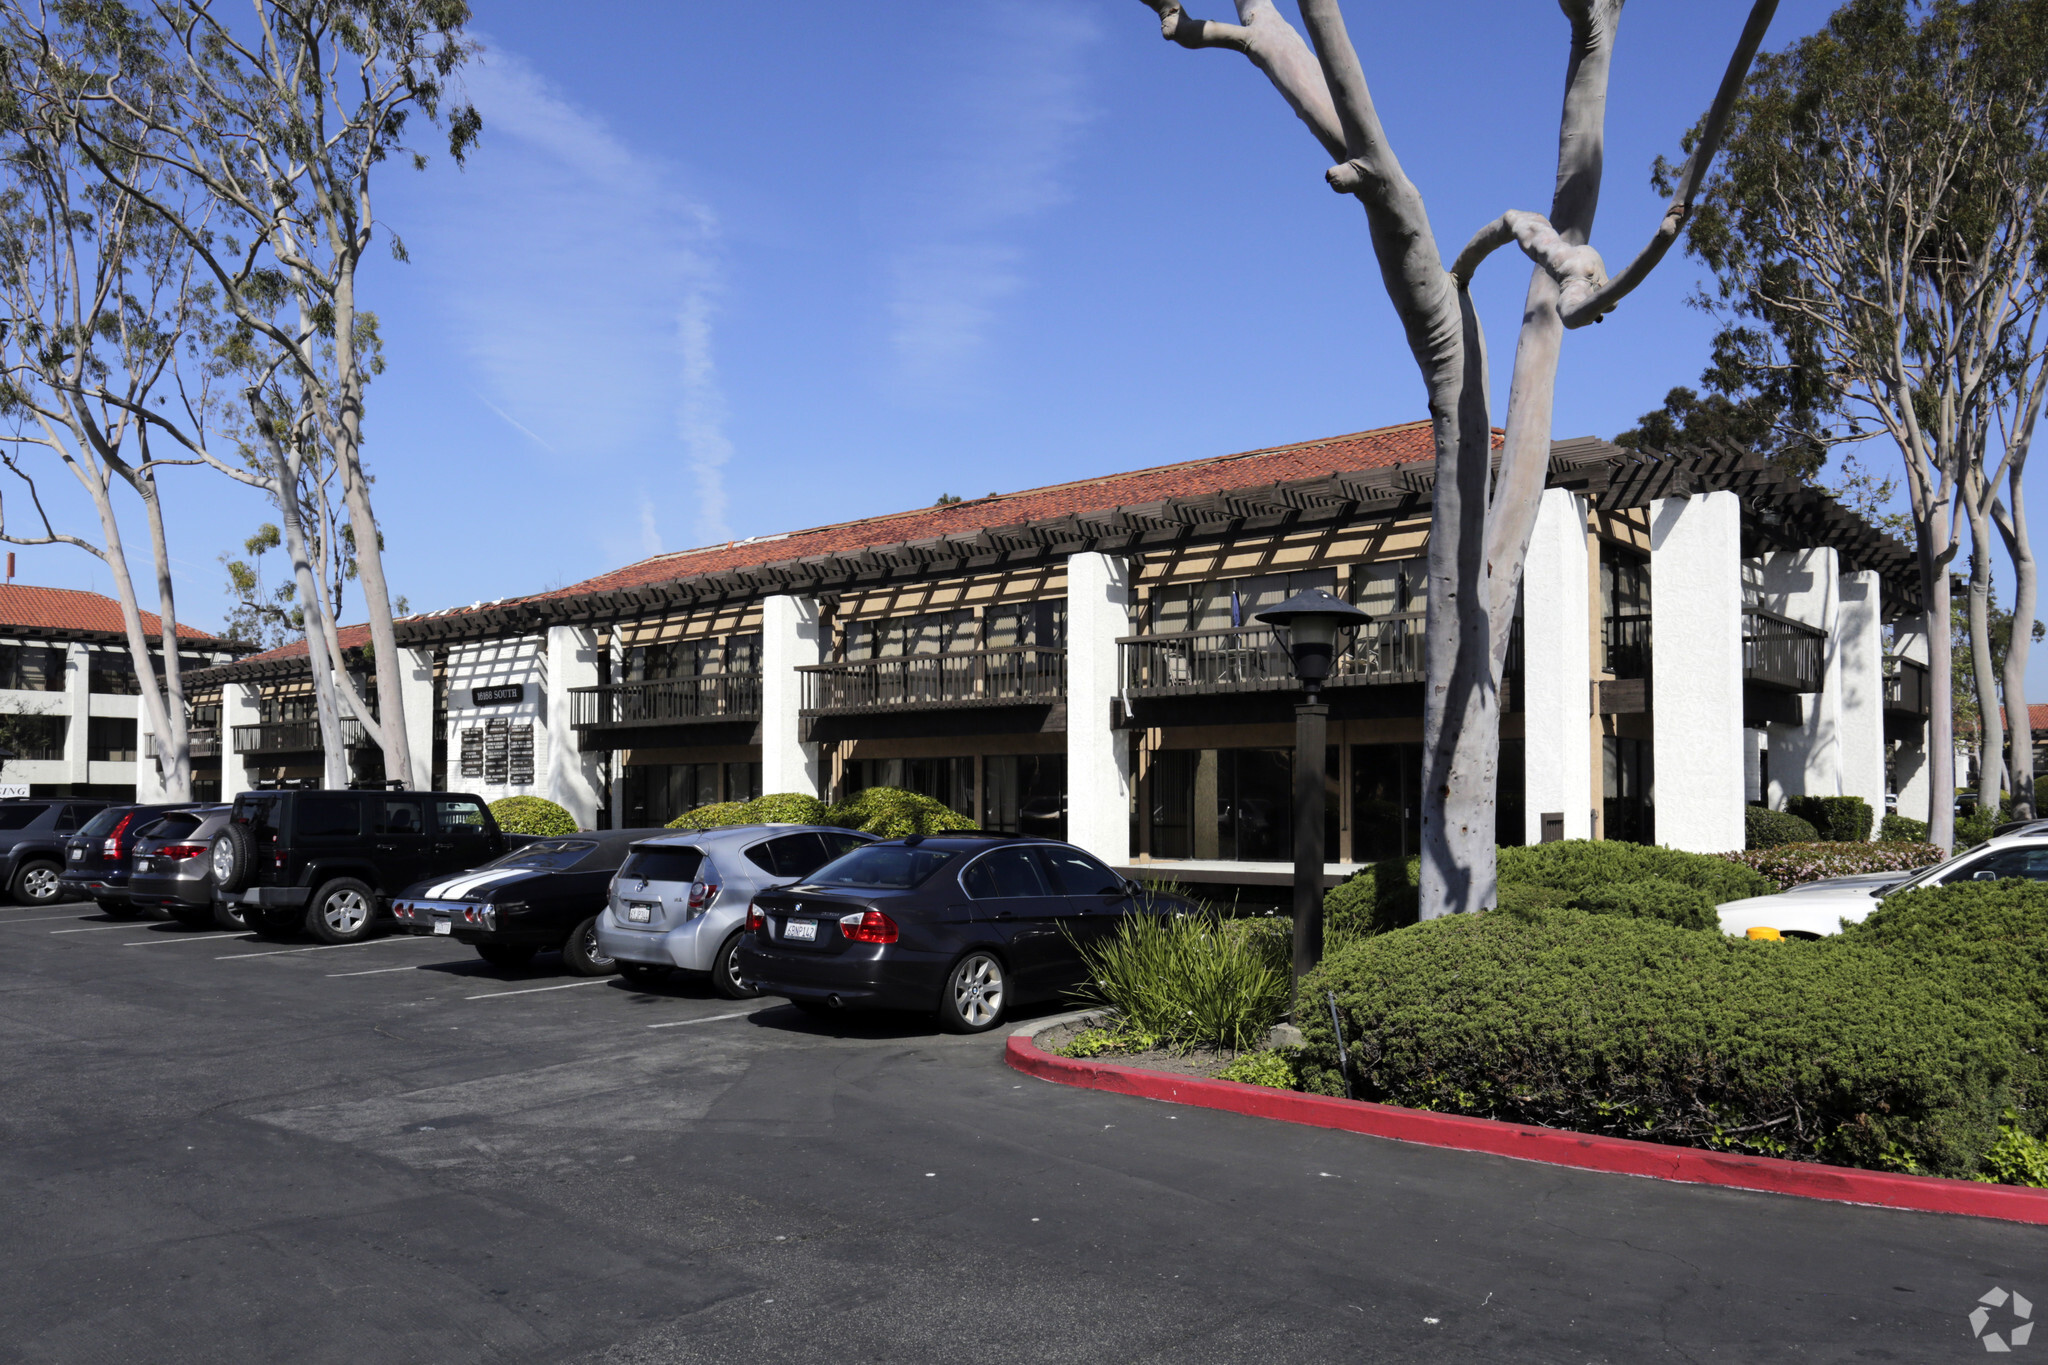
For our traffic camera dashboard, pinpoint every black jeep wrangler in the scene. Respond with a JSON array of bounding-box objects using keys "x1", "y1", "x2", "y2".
[{"x1": 211, "y1": 789, "x2": 507, "y2": 944}]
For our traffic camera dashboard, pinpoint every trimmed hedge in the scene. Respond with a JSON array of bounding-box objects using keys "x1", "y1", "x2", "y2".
[
  {"x1": 1746, "y1": 804, "x2": 1819, "y2": 849},
  {"x1": 667, "y1": 800, "x2": 750, "y2": 830},
  {"x1": 1880, "y1": 813, "x2": 1930, "y2": 843},
  {"x1": 1567, "y1": 877, "x2": 1718, "y2": 931},
  {"x1": 825, "y1": 786, "x2": 976, "y2": 838},
  {"x1": 1294, "y1": 905, "x2": 2026, "y2": 1176},
  {"x1": 1721, "y1": 840, "x2": 1945, "y2": 890},
  {"x1": 489, "y1": 796, "x2": 579, "y2": 836},
  {"x1": 1785, "y1": 795, "x2": 1874, "y2": 843},
  {"x1": 1322, "y1": 841, "x2": 1776, "y2": 937}
]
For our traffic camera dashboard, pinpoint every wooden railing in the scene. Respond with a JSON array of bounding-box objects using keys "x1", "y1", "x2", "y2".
[
  {"x1": 569, "y1": 673, "x2": 762, "y2": 729},
  {"x1": 144, "y1": 728, "x2": 221, "y2": 760},
  {"x1": 800, "y1": 647, "x2": 1065, "y2": 714},
  {"x1": 231, "y1": 717, "x2": 370, "y2": 755},
  {"x1": 1744, "y1": 607, "x2": 1826, "y2": 693},
  {"x1": 1119, "y1": 612, "x2": 1431, "y2": 697},
  {"x1": 1884, "y1": 656, "x2": 1932, "y2": 717},
  {"x1": 1602, "y1": 613, "x2": 1652, "y2": 680}
]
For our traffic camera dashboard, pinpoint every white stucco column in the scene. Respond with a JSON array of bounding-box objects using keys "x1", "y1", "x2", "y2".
[
  {"x1": 1521, "y1": 488, "x2": 1593, "y2": 843},
  {"x1": 1649, "y1": 490, "x2": 1745, "y2": 852},
  {"x1": 401, "y1": 647, "x2": 435, "y2": 790},
  {"x1": 1754, "y1": 547, "x2": 1840, "y2": 799},
  {"x1": 1894, "y1": 613, "x2": 1932, "y2": 821},
  {"x1": 1836, "y1": 570, "x2": 1886, "y2": 829},
  {"x1": 546, "y1": 625, "x2": 604, "y2": 829},
  {"x1": 133, "y1": 697, "x2": 165, "y2": 802},
  {"x1": 1066, "y1": 552, "x2": 1131, "y2": 864},
  {"x1": 222, "y1": 680, "x2": 262, "y2": 800},
  {"x1": 62, "y1": 642, "x2": 89, "y2": 788},
  {"x1": 761, "y1": 594, "x2": 821, "y2": 797}
]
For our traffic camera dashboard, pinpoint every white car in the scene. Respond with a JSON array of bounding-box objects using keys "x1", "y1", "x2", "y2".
[{"x1": 1715, "y1": 833, "x2": 2048, "y2": 939}]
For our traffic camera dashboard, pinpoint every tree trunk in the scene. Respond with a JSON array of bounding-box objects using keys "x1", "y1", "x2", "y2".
[
  {"x1": 1922, "y1": 523, "x2": 1957, "y2": 850},
  {"x1": 274, "y1": 448, "x2": 351, "y2": 789},
  {"x1": 134, "y1": 470, "x2": 191, "y2": 801},
  {"x1": 84, "y1": 477, "x2": 183, "y2": 801},
  {"x1": 1966, "y1": 503, "x2": 2005, "y2": 813},
  {"x1": 1999, "y1": 470, "x2": 2037, "y2": 821}
]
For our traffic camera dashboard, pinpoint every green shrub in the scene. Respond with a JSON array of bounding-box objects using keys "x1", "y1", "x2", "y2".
[
  {"x1": 1294, "y1": 908, "x2": 2022, "y2": 1176},
  {"x1": 1722, "y1": 840, "x2": 1945, "y2": 889},
  {"x1": 1746, "y1": 804, "x2": 1819, "y2": 849},
  {"x1": 1323, "y1": 856, "x2": 1421, "y2": 937},
  {"x1": 666, "y1": 800, "x2": 748, "y2": 830},
  {"x1": 824, "y1": 786, "x2": 975, "y2": 838},
  {"x1": 1568, "y1": 877, "x2": 1718, "y2": 931},
  {"x1": 1057, "y1": 1024, "x2": 1156, "y2": 1059},
  {"x1": 1880, "y1": 813, "x2": 1930, "y2": 843},
  {"x1": 1958, "y1": 809, "x2": 2000, "y2": 849},
  {"x1": 1785, "y1": 795, "x2": 1875, "y2": 843},
  {"x1": 1494, "y1": 881, "x2": 1574, "y2": 915},
  {"x1": 742, "y1": 792, "x2": 831, "y2": 825},
  {"x1": 1215, "y1": 1049, "x2": 1298, "y2": 1089},
  {"x1": 489, "y1": 796, "x2": 578, "y2": 836},
  {"x1": 1072, "y1": 913, "x2": 1290, "y2": 1053},
  {"x1": 1495, "y1": 839, "x2": 1775, "y2": 905},
  {"x1": 1978, "y1": 1124, "x2": 2048, "y2": 1187}
]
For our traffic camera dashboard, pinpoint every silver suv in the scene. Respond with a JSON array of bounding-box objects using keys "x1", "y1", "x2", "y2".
[{"x1": 596, "y1": 824, "x2": 874, "y2": 997}]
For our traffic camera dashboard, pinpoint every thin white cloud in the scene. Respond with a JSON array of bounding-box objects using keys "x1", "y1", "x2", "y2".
[
  {"x1": 886, "y1": 3, "x2": 1099, "y2": 405},
  {"x1": 637, "y1": 495, "x2": 663, "y2": 557},
  {"x1": 408, "y1": 44, "x2": 733, "y2": 545}
]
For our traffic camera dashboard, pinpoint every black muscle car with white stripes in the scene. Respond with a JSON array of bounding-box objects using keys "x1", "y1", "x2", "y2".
[{"x1": 391, "y1": 827, "x2": 669, "y2": 974}]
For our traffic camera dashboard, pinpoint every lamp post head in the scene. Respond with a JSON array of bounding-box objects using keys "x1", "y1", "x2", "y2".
[{"x1": 1255, "y1": 588, "x2": 1372, "y2": 693}]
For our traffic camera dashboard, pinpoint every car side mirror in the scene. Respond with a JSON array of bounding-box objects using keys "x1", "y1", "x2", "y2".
[
  {"x1": 1973, "y1": 870, "x2": 1999, "y2": 881},
  {"x1": 1123, "y1": 878, "x2": 1145, "y2": 898}
]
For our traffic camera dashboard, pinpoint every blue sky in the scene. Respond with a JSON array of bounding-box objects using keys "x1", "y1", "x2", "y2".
[{"x1": 32, "y1": 0, "x2": 2041, "y2": 685}]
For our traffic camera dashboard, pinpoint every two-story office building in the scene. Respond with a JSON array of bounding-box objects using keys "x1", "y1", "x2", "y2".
[
  {"x1": 174, "y1": 423, "x2": 1932, "y2": 888},
  {"x1": 0, "y1": 585, "x2": 253, "y2": 800}
]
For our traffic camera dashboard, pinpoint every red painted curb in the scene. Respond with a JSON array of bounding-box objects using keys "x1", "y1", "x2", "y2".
[{"x1": 1006, "y1": 1035, "x2": 2048, "y2": 1225}]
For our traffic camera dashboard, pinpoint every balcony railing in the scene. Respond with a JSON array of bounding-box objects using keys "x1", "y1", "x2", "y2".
[
  {"x1": 1744, "y1": 607, "x2": 1826, "y2": 693},
  {"x1": 800, "y1": 647, "x2": 1065, "y2": 715},
  {"x1": 144, "y1": 728, "x2": 222, "y2": 760},
  {"x1": 1120, "y1": 612, "x2": 1430, "y2": 697},
  {"x1": 231, "y1": 717, "x2": 370, "y2": 755},
  {"x1": 1603, "y1": 613, "x2": 1652, "y2": 680},
  {"x1": 1884, "y1": 656, "x2": 1932, "y2": 717},
  {"x1": 569, "y1": 674, "x2": 762, "y2": 730}
]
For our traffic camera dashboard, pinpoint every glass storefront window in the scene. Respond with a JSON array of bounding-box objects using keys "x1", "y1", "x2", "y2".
[
  {"x1": 982, "y1": 754, "x2": 1066, "y2": 839},
  {"x1": 845, "y1": 756, "x2": 974, "y2": 817},
  {"x1": 1603, "y1": 735, "x2": 1654, "y2": 843}
]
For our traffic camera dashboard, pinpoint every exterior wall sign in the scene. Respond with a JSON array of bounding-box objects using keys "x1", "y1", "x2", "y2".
[
  {"x1": 484, "y1": 718, "x2": 510, "y2": 784},
  {"x1": 471, "y1": 684, "x2": 524, "y2": 707},
  {"x1": 459, "y1": 728, "x2": 484, "y2": 778}
]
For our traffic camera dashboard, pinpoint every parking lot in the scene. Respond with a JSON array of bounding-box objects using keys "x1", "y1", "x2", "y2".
[{"x1": 3, "y1": 898, "x2": 2042, "y2": 1363}]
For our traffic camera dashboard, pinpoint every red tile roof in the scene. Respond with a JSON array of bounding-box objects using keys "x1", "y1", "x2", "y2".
[
  {"x1": 533, "y1": 421, "x2": 1449, "y2": 603},
  {"x1": 229, "y1": 622, "x2": 374, "y2": 667},
  {"x1": 0, "y1": 584, "x2": 230, "y2": 642}
]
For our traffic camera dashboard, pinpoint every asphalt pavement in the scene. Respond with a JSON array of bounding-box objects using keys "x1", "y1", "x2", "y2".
[{"x1": 1, "y1": 897, "x2": 2041, "y2": 1363}]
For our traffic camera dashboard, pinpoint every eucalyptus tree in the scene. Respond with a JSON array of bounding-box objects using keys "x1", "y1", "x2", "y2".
[
  {"x1": 1679, "y1": 0, "x2": 2048, "y2": 846},
  {"x1": 48, "y1": 0, "x2": 481, "y2": 788},
  {"x1": 1132, "y1": 0, "x2": 1776, "y2": 916},
  {"x1": 0, "y1": 11, "x2": 211, "y2": 799}
]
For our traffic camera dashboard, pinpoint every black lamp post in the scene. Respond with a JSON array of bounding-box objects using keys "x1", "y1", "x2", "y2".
[{"x1": 1255, "y1": 588, "x2": 1372, "y2": 1003}]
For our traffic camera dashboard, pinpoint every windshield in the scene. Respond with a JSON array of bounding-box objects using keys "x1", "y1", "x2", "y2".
[
  {"x1": 618, "y1": 846, "x2": 705, "y2": 884},
  {"x1": 488, "y1": 839, "x2": 597, "y2": 872},
  {"x1": 138, "y1": 811, "x2": 207, "y2": 841},
  {"x1": 78, "y1": 807, "x2": 129, "y2": 838},
  {"x1": 1883, "y1": 845, "x2": 1991, "y2": 896},
  {"x1": 805, "y1": 843, "x2": 960, "y2": 890}
]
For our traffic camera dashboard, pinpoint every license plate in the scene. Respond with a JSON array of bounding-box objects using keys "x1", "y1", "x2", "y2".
[
  {"x1": 627, "y1": 903, "x2": 653, "y2": 923},
  {"x1": 137, "y1": 858, "x2": 154, "y2": 872},
  {"x1": 432, "y1": 918, "x2": 452, "y2": 935},
  {"x1": 68, "y1": 848, "x2": 81, "y2": 860},
  {"x1": 783, "y1": 919, "x2": 817, "y2": 942}
]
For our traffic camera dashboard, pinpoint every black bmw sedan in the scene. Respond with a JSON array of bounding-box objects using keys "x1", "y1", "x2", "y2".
[
  {"x1": 391, "y1": 827, "x2": 668, "y2": 973},
  {"x1": 735, "y1": 833, "x2": 1193, "y2": 1033}
]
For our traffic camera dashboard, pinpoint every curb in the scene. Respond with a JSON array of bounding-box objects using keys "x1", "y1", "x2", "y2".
[{"x1": 1004, "y1": 1019, "x2": 2048, "y2": 1226}]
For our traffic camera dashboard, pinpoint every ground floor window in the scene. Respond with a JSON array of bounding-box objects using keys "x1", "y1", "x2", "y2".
[
  {"x1": 982, "y1": 754, "x2": 1066, "y2": 839},
  {"x1": 1603, "y1": 736, "x2": 1653, "y2": 844},
  {"x1": 0, "y1": 714, "x2": 66, "y2": 761},
  {"x1": 620, "y1": 760, "x2": 761, "y2": 827}
]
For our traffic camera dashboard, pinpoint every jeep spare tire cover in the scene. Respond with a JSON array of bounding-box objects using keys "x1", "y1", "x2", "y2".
[{"x1": 212, "y1": 823, "x2": 255, "y2": 892}]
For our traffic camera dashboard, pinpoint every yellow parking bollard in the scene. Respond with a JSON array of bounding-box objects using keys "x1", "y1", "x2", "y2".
[{"x1": 1746, "y1": 926, "x2": 1783, "y2": 941}]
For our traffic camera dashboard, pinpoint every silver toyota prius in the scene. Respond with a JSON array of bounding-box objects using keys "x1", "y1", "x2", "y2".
[{"x1": 595, "y1": 823, "x2": 874, "y2": 997}]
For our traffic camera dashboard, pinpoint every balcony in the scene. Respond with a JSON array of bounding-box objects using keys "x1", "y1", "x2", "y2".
[
  {"x1": 143, "y1": 728, "x2": 222, "y2": 760},
  {"x1": 1120, "y1": 612, "x2": 1428, "y2": 697},
  {"x1": 231, "y1": 718, "x2": 371, "y2": 756},
  {"x1": 1743, "y1": 607, "x2": 1826, "y2": 693},
  {"x1": 1602, "y1": 613, "x2": 1651, "y2": 681},
  {"x1": 570, "y1": 674, "x2": 762, "y2": 730},
  {"x1": 1884, "y1": 657, "x2": 1931, "y2": 717},
  {"x1": 800, "y1": 647, "x2": 1065, "y2": 716}
]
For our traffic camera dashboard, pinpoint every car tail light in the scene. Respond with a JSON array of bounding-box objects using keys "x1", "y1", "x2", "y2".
[
  {"x1": 687, "y1": 880, "x2": 720, "y2": 917},
  {"x1": 158, "y1": 844, "x2": 207, "y2": 860},
  {"x1": 102, "y1": 812, "x2": 134, "y2": 859},
  {"x1": 838, "y1": 910, "x2": 898, "y2": 944},
  {"x1": 744, "y1": 903, "x2": 764, "y2": 933}
]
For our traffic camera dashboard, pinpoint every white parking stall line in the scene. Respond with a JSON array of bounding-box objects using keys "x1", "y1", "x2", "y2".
[
  {"x1": 326, "y1": 964, "x2": 431, "y2": 977},
  {"x1": 646, "y1": 1011, "x2": 749, "y2": 1030},
  {"x1": 218, "y1": 938, "x2": 423, "y2": 960},
  {"x1": 121, "y1": 933, "x2": 249, "y2": 946},
  {"x1": 465, "y1": 978, "x2": 612, "y2": 1001},
  {"x1": 51, "y1": 924, "x2": 141, "y2": 934}
]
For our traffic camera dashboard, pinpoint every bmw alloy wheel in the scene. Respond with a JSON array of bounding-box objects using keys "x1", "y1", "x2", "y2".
[
  {"x1": 322, "y1": 888, "x2": 369, "y2": 935},
  {"x1": 949, "y1": 953, "x2": 1005, "y2": 1030}
]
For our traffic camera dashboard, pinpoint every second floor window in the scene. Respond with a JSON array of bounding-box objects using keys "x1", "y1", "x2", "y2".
[
  {"x1": 626, "y1": 634, "x2": 762, "y2": 681},
  {"x1": 843, "y1": 610, "x2": 976, "y2": 659},
  {"x1": 87, "y1": 716, "x2": 137, "y2": 763},
  {"x1": 1149, "y1": 569, "x2": 1338, "y2": 634},
  {"x1": 0, "y1": 643, "x2": 66, "y2": 692}
]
